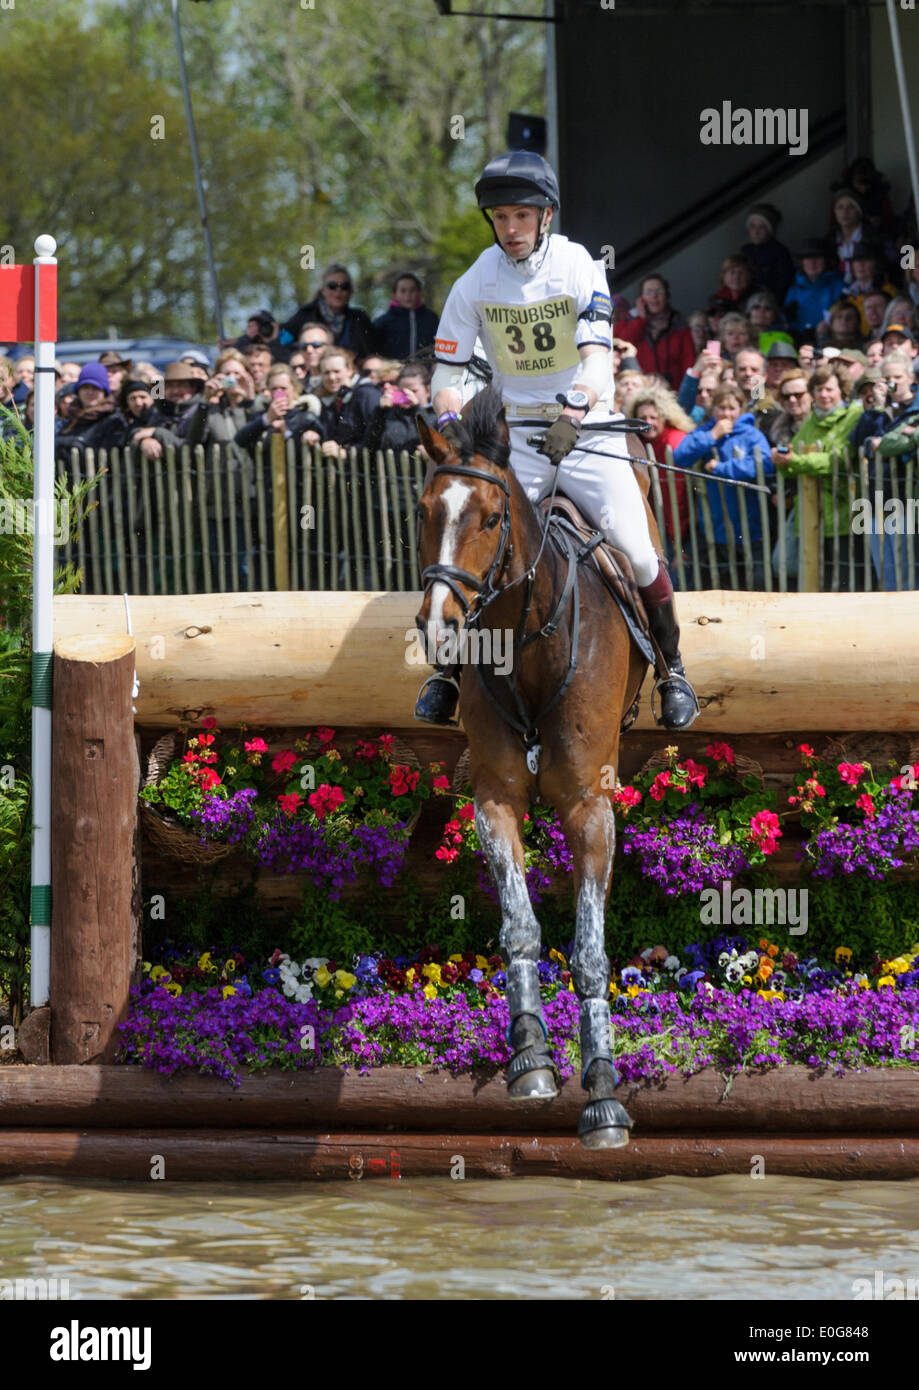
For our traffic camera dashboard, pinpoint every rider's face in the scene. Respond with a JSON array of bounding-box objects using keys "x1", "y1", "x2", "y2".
[{"x1": 492, "y1": 205, "x2": 550, "y2": 259}]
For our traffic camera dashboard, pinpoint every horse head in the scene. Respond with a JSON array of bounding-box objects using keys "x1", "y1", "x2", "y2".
[{"x1": 414, "y1": 387, "x2": 521, "y2": 664}]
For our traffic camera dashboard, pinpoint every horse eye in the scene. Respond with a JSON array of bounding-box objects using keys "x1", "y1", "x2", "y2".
[{"x1": 484, "y1": 512, "x2": 501, "y2": 530}]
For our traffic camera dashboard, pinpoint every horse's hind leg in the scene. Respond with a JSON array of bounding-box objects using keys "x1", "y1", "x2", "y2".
[
  {"x1": 562, "y1": 793, "x2": 633, "y2": 1149},
  {"x1": 474, "y1": 783, "x2": 558, "y2": 1101}
]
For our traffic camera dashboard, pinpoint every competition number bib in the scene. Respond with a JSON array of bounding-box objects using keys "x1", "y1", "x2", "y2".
[{"x1": 479, "y1": 294, "x2": 579, "y2": 376}]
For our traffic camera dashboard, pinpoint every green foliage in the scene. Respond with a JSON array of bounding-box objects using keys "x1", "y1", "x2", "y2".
[
  {"x1": 0, "y1": 421, "x2": 98, "y2": 1015},
  {"x1": 143, "y1": 878, "x2": 278, "y2": 965},
  {"x1": 0, "y1": 0, "x2": 544, "y2": 338}
]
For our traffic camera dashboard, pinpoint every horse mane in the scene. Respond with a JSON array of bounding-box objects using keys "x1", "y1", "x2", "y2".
[{"x1": 451, "y1": 386, "x2": 510, "y2": 470}]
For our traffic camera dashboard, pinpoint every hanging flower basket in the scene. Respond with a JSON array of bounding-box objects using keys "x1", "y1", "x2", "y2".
[{"x1": 140, "y1": 733, "x2": 235, "y2": 865}]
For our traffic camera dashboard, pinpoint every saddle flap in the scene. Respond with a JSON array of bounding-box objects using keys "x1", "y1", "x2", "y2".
[{"x1": 537, "y1": 495, "x2": 650, "y2": 631}]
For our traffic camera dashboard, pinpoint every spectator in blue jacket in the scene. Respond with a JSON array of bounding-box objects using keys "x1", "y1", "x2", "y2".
[
  {"x1": 783, "y1": 239, "x2": 846, "y2": 336},
  {"x1": 372, "y1": 273, "x2": 439, "y2": 359},
  {"x1": 673, "y1": 383, "x2": 774, "y2": 585}
]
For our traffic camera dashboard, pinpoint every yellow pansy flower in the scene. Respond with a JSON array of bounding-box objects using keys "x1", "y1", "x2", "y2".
[
  {"x1": 224, "y1": 958, "x2": 236, "y2": 974},
  {"x1": 422, "y1": 963, "x2": 442, "y2": 985},
  {"x1": 549, "y1": 948, "x2": 567, "y2": 967},
  {"x1": 742, "y1": 974, "x2": 752, "y2": 985},
  {"x1": 222, "y1": 985, "x2": 236, "y2": 999},
  {"x1": 405, "y1": 968, "x2": 416, "y2": 985},
  {"x1": 150, "y1": 965, "x2": 169, "y2": 982},
  {"x1": 757, "y1": 989, "x2": 784, "y2": 1002},
  {"x1": 165, "y1": 982, "x2": 182, "y2": 997},
  {"x1": 475, "y1": 955, "x2": 488, "y2": 971},
  {"x1": 423, "y1": 983, "x2": 437, "y2": 1000},
  {"x1": 315, "y1": 966, "x2": 332, "y2": 987},
  {"x1": 448, "y1": 954, "x2": 463, "y2": 964},
  {"x1": 334, "y1": 970, "x2": 356, "y2": 990},
  {"x1": 609, "y1": 982, "x2": 619, "y2": 998},
  {"x1": 198, "y1": 952, "x2": 214, "y2": 972},
  {"x1": 835, "y1": 946, "x2": 852, "y2": 965},
  {"x1": 877, "y1": 975, "x2": 895, "y2": 989}
]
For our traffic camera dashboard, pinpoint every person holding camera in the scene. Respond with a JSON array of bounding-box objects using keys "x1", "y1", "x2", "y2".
[
  {"x1": 364, "y1": 366, "x2": 435, "y2": 455},
  {"x1": 234, "y1": 309, "x2": 289, "y2": 363}
]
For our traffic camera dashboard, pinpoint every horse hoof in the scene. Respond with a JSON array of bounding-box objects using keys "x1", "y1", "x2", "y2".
[
  {"x1": 506, "y1": 1046, "x2": 559, "y2": 1101},
  {"x1": 578, "y1": 1096, "x2": 633, "y2": 1148},
  {"x1": 580, "y1": 1125, "x2": 630, "y2": 1150},
  {"x1": 508, "y1": 1067, "x2": 558, "y2": 1102}
]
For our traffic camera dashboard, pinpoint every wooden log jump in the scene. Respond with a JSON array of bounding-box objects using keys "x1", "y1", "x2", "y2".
[
  {"x1": 52, "y1": 590, "x2": 919, "y2": 732},
  {"x1": 50, "y1": 634, "x2": 141, "y2": 1064},
  {"x1": 2, "y1": 1065, "x2": 919, "y2": 1132},
  {"x1": 1, "y1": 1130, "x2": 916, "y2": 1182}
]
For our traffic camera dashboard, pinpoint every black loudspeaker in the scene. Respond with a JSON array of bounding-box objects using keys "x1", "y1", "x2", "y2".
[{"x1": 507, "y1": 112, "x2": 547, "y2": 155}]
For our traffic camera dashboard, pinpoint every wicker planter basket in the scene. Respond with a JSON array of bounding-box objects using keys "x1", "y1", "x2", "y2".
[
  {"x1": 140, "y1": 733, "x2": 234, "y2": 865},
  {"x1": 140, "y1": 732, "x2": 426, "y2": 867}
]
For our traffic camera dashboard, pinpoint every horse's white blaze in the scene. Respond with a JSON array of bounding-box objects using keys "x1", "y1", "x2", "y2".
[{"x1": 426, "y1": 479, "x2": 471, "y2": 655}]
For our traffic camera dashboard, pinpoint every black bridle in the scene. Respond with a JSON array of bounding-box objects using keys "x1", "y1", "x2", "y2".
[{"x1": 419, "y1": 460, "x2": 591, "y2": 768}]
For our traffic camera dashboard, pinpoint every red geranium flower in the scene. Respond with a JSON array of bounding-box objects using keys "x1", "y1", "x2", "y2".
[
  {"x1": 316, "y1": 727, "x2": 336, "y2": 744},
  {"x1": 278, "y1": 791, "x2": 303, "y2": 818},
  {"x1": 649, "y1": 770, "x2": 672, "y2": 801},
  {"x1": 705, "y1": 741, "x2": 736, "y2": 766},
  {"x1": 308, "y1": 784, "x2": 345, "y2": 819},
  {"x1": 433, "y1": 775, "x2": 450, "y2": 791},
  {"x1": 856, "y1": 792, "x2": 876, "y2": 818},
  {"x1": 198, "y1": 767, "x2": 221, "y2": 791},
  {"x1": 245, "y1": 737, "x2": 268, "y2": 756},
  {"x1": 378, "y1": 734, "x2": 394, "y2": 756},
  {"x1": 200, "y1": 717, "x2": 218, "y2": 729},
  {"x1": 272, "y1": 750, "x2": 297, "y2": 774},
  {"x1": 457, "y1": 803, "x2": 476, "y2": 821},
  {"x1": 681, "y1": 759, "x2": 708, "y2": 788}
]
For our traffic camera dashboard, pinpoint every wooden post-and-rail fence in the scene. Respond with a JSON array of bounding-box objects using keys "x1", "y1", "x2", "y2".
[{"x1": 57, "y1": 439, "x2": 919, "y2": 598}]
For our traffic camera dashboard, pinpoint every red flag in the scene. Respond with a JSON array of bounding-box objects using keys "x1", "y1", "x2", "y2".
[{"x1": 0, "y1": 263, "x2": 57, "y2": 342}]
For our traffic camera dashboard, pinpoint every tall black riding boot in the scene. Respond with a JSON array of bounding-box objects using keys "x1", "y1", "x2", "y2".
[
  {"x1": 638, "y1": 562, "x2": 700, "y2": 731},
  {"x1": 414, "y1": 668, "x2": 461, "y2": 726}
]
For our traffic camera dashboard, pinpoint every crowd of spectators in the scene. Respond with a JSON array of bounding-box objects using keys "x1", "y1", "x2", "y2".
[
  {"x1": 610, "y1": 157, "x2": 919, "y2": 590},
  {"x1": 4, "y1": 154, "x2": 918, "y2": 591}
]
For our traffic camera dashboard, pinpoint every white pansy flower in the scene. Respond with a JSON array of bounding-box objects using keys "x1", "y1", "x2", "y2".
[
  {"x1": 282, "y1": 980, "x2": 297, "y2": 998},
  {"x1": 295, "y1": 983, "x2": 313, "y2": 1004},
  {"x1": 664, "y1": 956, "x2": 680, "y2": 971}
]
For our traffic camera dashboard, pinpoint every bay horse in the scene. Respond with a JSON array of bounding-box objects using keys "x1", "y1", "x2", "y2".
[{"x1": 415, "y1": 387, "x2": 662, "y2": 1148}]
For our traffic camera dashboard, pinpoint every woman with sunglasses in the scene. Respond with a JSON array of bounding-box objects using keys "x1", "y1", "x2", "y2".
[{"x1": 279, "y1": 263, "x2": 378, "y2": 363}]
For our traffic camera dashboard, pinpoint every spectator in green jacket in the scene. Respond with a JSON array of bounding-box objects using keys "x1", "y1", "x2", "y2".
[{"x1": 771, "y1": 361, "x2": 863, "y2": 585}]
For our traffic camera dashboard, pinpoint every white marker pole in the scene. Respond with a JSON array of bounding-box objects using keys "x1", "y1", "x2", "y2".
[{"x1": 30, "y1": 234, "x2": 57, "y2": 1008}]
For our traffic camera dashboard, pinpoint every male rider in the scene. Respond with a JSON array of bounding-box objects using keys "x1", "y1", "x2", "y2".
[{"x1": 414, "y1": 150, "x2": 699, "y2": 731}]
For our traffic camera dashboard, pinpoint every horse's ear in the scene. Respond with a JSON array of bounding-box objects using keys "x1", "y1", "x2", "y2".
[
  {"x1": 496, "y1": 402, "x2": 510, "y2": 451},
  {"x1": 416, "y1": 413, "x2": 453, "y2": 464}
]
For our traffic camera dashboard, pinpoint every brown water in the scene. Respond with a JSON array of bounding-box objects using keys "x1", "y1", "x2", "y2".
[{"x1": 2, "y1": 1176, "x2": 919, "y2": 1299}]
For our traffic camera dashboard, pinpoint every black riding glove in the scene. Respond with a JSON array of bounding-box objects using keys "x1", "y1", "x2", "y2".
[{"x1": 538, "y1": 414, "x2": 580, "y2": 467}]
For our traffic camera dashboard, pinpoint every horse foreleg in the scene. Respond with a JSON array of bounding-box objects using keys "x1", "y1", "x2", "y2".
[
  {"x1": 562, "y1": 793, "x2": 633, "y2": 1149},
  {"x1": 474, "y1": 784, "x2": 558, "y2": 1101}
]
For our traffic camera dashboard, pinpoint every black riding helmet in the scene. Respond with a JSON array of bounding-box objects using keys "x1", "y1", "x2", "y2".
[{"x1": 475, "y1": 151, "x2": 560, "y2": 250}]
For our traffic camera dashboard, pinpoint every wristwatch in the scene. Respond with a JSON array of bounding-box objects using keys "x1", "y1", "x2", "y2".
[{"x1": 556, "y1": 390, "x2": 590, "y2": 412}]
